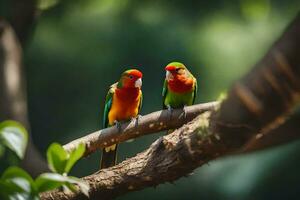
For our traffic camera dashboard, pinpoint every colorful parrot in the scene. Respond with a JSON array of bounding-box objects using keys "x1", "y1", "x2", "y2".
[
  {"x1": 162, "y1": 62, "x2": 197, "y2": 119},
  {"x1": 101, "y1": 69, "x2": 143, "y2": 169}
]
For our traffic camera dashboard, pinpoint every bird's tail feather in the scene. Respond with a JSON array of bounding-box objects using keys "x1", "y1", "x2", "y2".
[{"x1": 100, "y1": 144, "x2": 118, "y2": 169}]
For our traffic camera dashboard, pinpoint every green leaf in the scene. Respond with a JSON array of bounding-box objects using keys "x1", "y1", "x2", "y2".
[
  {"x1": 7, "y1": 193, "x2": 29, "y2": 200},
  {"x1": 7, "y1": 192, "x2": 38, "y2": 200},
  {"x1": 1, "y1": 167, "x2": 35, "y2": 194},
  {"x1": 0, "y1": 180, "x2": 23, "y2": 197},
  {"x1": 46, "y1": 143, "x2": 68, "y2": 174},
  {"x1": 0, "y1": 179, "x2": 39, "y2": 200},
  {"x1": 1, "y1": 167, "x2": 34, "y2": 184},
  {"x1": 6, "y1": 178, "x2": 31, "y2": 194},
  {"x1": 67, "y1": 176, "x2": 89, "y2": 197},
  {"x1": 0, "y1": 178, "x2": 32, "y2": 200},
  {"x1": 35, "y1": 173, "x2": 89, "y2": 196},
  {"x1": 64, "y1": 143, "x2": 85, "y2": 174},
  {"x1": 0, "y1": 121, "x2": 28, "y2": 159},
  {"x1": 35, "y1": 173, "x2": 66, "y2": 192},
  {"x1": 0, "y1": 167, "x2": 39, "y2": 200},
  {"x1": 216, "y1": 91, "x2": 228, "y2": 102}
]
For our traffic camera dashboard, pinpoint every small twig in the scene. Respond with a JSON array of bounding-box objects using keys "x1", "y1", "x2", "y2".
[{"x1": 63, "y1": 102, "x2": 219, "y2": 156}]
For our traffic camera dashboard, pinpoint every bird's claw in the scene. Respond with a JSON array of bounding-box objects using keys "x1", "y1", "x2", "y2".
[
  {"x1": 114, "y1": 120, "x2": 122, "y2": 133},
  {"x1": 166, "y1": 105, "x2": 173, "y2": 120},
  {"x1": 130, "y1": 117, "x2": 135, "y2": 123},
  {"x1": 136, "y1": 114, "x2": 142, "y2": 126},
  {"x1": 131, "y1": 115, "x2": 141, "y2": 127},
  {"x1": 179, "y1": 105, "x2": 187, "y2": 119}
]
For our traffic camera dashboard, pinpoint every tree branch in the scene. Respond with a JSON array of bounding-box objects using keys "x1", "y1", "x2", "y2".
[
  {"x1": 40, "y1": 12, "x2": 300, "y2": 200},
  {"x1": 63, "y1": 102, "x2": 218, "y2": 156},
  {"x1": 242, "y1": 113, "x2": 300, "y2": 152}
]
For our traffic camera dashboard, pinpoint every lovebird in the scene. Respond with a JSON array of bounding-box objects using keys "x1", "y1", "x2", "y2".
[
  {"x1": 101, "y1": 69, "x2": 143, "y2": 169},
  {"x1": 162, "y1": 62, "x2": 197, "y2": 119}
]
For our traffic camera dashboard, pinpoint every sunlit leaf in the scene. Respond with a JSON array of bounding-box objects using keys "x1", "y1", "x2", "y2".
[
  {"x1": 35, "y1": 173, "x2": 66, "y2": 192},
  {"x1": 7, "y1": 193, "x2": 39, "y2": 200},
  {"x1": 46, "y1": 143, "x2": 68, "y2": 174},
  {"x1": 1, "y1": 167, "x2": 37, "y2": 199},
  {"x1": 64, "y1": 143, "x2": 85, "y2": 174},
  {"x1": 0, "y1": 180, "x2": 23, "y2": 197},
  {"x1": 0, "y1": 121, "x2": 28, "y2": 159},
  {"x1": 217, "y1": 91, "x2": 228, "y2": 102},
  {"x1": 1, "y1": 167, "x2": 34, "y2": 185},
  {"x1": 35, "y1": 173, "x2": 89, "y2": 196},
  {"x1": 6, "y1": 178, "x2": 31, "y2": 194},
  {"x1": 7, "y1": 193, "x2": 29, "y2": 200},
  {"x1": 2, "y1": 167, "x2": 33, "y2": 181},
  {"x1": 67, "y1": 176, "x2": 89, "y2": 197},
  {"x1": 0, "y1": 178, "x2": 33, "y2": 200}
]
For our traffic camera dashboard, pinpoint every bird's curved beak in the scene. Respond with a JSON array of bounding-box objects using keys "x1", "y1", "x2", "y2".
[
  {"x1": 135, "y1": 78, "x2": 142, "y2": 88},
  {"x1": 166, "y1": 71, "x2": 174, "y2": 81}
]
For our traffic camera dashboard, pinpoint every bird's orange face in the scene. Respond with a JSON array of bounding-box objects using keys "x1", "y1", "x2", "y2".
[
  {"x1": 165, "y1": 65, "x2": 186, "y2": 81},
  {"x1": 120, "y1": 69, "x2": 143, "y2": 88}
]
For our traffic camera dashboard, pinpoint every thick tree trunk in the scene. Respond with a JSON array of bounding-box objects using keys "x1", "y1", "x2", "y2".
[{"x1": 0, "y1": 19, "x2": 48, "y2": 177}]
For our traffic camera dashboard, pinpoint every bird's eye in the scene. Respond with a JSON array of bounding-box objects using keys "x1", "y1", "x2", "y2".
[
  {"x1": 176, "y1": 68, "x2": 181, "y2": 72},
  {"x1": 129, "y1": 75, "x2": 134, "y2": 79}
]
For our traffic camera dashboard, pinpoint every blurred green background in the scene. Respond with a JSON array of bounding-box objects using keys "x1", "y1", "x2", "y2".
[{"x1": 2, "y1": 0, "x2": 300, "y2": 199}]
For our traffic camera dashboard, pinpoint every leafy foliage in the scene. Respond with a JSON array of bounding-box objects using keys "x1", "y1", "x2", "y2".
[
  {"x1": 0, "y1": 120, "x2": 89, "y2": 199},
  {"x1": 0, "y1": 167, "x2": 38, "y2": 200},
  {"x1": 0, "y1": 166, "x2": 89, "y2": 200},
  {"x1": 47, "y1": 143, "x2": 68, "y2": 174},
  {"x1": 0, "y1": 120, "x2": 28, "y2": 159},
  {"x1": 36, "y1": 173, "x2": 89, "y2": 196},
  {"x1": 47, "y1": 142, "x2": 85, "y2": 174},
  {"x1": 45, "y1": 142, "x2": 89, "y2": 196}
]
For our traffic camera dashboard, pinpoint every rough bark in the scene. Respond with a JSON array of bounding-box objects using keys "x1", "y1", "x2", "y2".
[
  {"x1": 41, "y1": 112, "x2": 223, "y2": 200},
  {"x1": 211, "y1": 12, "x2": 300, "y2": 150},
  {"x1": 40, "y1": 13, "x2": 300, "y2": 200},
  {"x1": 243, "y1": 113, "x2": 300, "y2": 152},
  {"x1": 63, "y1": 102, "x2": 218, "y2": 156},
  {"x1": 0, "y1": 19, "x2": 48, "y2": 177}
]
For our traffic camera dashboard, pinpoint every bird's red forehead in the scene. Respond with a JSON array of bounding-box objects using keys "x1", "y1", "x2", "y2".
[
  {"x1": 128, "y1": 69, "x2": 143, "y2": 78},
  {"x1": 165, "y1": 65, "x2": 176, "y2": 71}
]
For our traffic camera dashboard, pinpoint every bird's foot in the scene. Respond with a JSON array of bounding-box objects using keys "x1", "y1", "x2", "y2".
[
  {"x1": 131, "y1": 115, "x2": 141, "y2": 127},
  {"x1": 114, "y1": 120, "x2": 122, "y2": 133},
  {"x1": 166, "y1": 105, "x2": 173, "y2": 120},
  {"x1": 179, "y1": 105, "x2": 187, "y2": 119},
  {"x1": 135, "y1": 114, "x2": 142, "y2": 127}
]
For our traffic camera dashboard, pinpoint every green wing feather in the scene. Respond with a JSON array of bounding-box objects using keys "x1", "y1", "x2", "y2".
[
  {"x1": 192, "y1": 77, "x2": 197, "y2": 104},
  {"x1": 138, "y1": 91, "x2": 143, "y2": 113},
  {"x1": 103, "y1": 83, "x2": 116, "y2": 128},
  {"x1": 162, "y1": 79, "x2": 168, "y2": 109}
]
